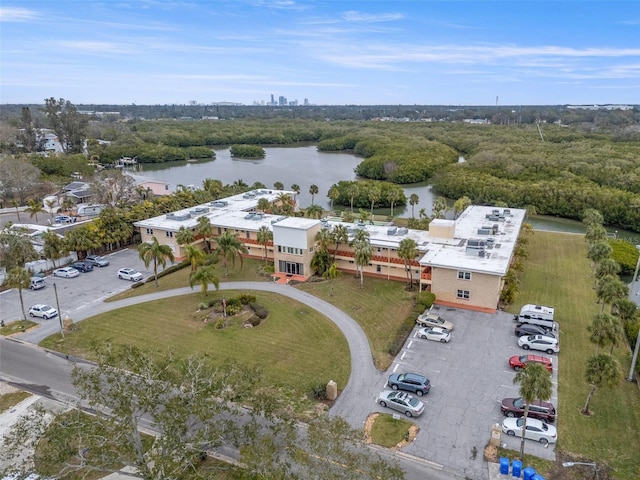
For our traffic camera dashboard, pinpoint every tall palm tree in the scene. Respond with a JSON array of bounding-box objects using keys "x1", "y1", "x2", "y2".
[
  {"x1": 583, "y1": 353, "x2": 620, "y2": 415},
  {"x1": 309, "y1": 184, "x2": 319, "y2": 205},
  {"x1": 587, "y1": 241, "x2": 612, "y2": 267},
  {"x1": 513, "y1": 362, "x2": 553, "y2": 460},
  {"x1": 582, "y1": 208, "x2": 604, "y2": 228},
  {"x1": 215, "y1": 230, "x2": 248, "y2": 276},
  {"x1": 256, "y1": 226, "x2": 273, "y2": 264},
  {"x1": 368, "y1": 185, "x2": 380, "y2": 219},
  {"x1": 350, "y1": 231, "x2": 371, "y2": 290},
  {"x1": 387, "y1": 190, "x2": 402, "y2": 218},
  {"x1": 347, "y1": 183, "x2": 359, "y2": 213},
  {"x1": 11, "y1": 199, "x2": 22, "y2": 221},
  {"x1": 6, "y1": 267, "x2": 31, "y2": 321},
  {"x1": 290, "y1": 184, "x2": 300, "y2": 199},
  {"x1": 176, "y1": 226, "x2": 195, "y2": 247},
  {"x1": 409, "y1": 194, "x2": 419, "y2": 218},
  {"x1": 397, "y1": 238, "x2": 419, "y2": 289},
  {"x1": 189, "y1": 265, "x2": 220, "y2": 297},
  {"x1": 328, "y1": 186, "x2": 340, "y2": 212},
  {"x1": 25, "y1": 199, "x2": 45, "y2": 222},
  {"x1": 594, "y1": 258, "x2": 620, "y2": 286},
  {"x1": 588, "y1": 313, "x2": 617, "y2": 354},
  {"x1": 431, "y1": 197, "x2": 448, "y2": 219},
  {"x1": 314, "y1": 228, "x2": 333, "y2": 253},
  {"x1": 595, "y1": 274, "x2": 628, "y2": 313},
  {"x1": 138, "y1": 236, "x2": 175, "y2": 287},
  {"x1": 453, "y1": 196, "x2": 472, "y2": 219},
  {"x1": 257, "y1": 197, "x2": 271, "y2": 213},
  {"x1": 43, "y1": 230, "x2": 65, "y2": 268},
  {"x1": 331, "y1": 224, "x2": 349, "y2": 262},
  {"x1": 273, "y1": 181, "x2": 284, "y2": 190},
  {"x1": 305, "y1": 204, "x2": 323, "y2": 219},
  {"x1": 585, "y1": 224, "x2": 607, "y2": 245},
  {"x1": 184, "y1": 244, "x2": 206, "y2": 272},
  {"x1": 45, "y1": 199, "x2": 57, "y2": 219},
  {"x1": 195, "y1": 216, "x2": 213, "y2": 253}
]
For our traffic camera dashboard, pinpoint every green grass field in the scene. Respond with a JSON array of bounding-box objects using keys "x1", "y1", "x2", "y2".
[
  {"x1": 40, "y1": 290, "x2": 350, "y2": 410},
  {"x1": 509, "y1": 231, "x2": 640, "y2": 479}
]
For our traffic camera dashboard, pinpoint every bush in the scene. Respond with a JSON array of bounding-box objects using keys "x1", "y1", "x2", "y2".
[
  {"x1": 250, "y1": 302, "x2": 269, "y2": 319},
  {"x1": 238, "y1": 293, "x2": 257, "y2": 305},
  {"x1": 131, "y1": 281, "x2": 145, "y2": 288},
  {"x1": 156, "y1": 260, "x2": 190, "y2": 278},
  {"x1": 246, "y1": 315, "x2": 261, "y2": 327},
  {"x1": 310, "y1": 382, "x2": 327, "y2": 400},
  {"x1": 208, "y1": 299, "x2": 218, "y2": 308},
  {"x1": 225, "y1": 304, "x2": 241, "y2": 316},
  {"x1": 625, "y1": 319, "x2": 639, "y2": 349},
  {"x1": 198, "y1": 302, "x2": 209, "y2": 310},
  {"x1": 415, "y1": 292, "x2": 436, "y2": 311},
  {"x1": 609, "y1": 239, "x2": 638, "y2": 276}
]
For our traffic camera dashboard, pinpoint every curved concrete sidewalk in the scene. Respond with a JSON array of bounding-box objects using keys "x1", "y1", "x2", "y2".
[{"x1": 17, "y1": 282, "x2": 382, "y2": 427}]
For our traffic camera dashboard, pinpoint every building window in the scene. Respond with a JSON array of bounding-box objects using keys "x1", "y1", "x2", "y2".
[
  {"x1": 217, "y1": 227, "x2": 222, "y2": 234},
  {"x1": 277, "y1": 246, "x2": 282, "y2": 253},
  {"x1": 246, "y1": 231, "x2": 250, "y2": 239},
  {"x1": 376, "y1": 265, "x2": 382, "y2": 273},
  {"x1": 457, "y1": 289, "x2": 470, "y2": 300},
  {"x1": 457, "y1": 271, "x2": 472, "y2": 280},
  {"x1": 165, "y1": 231, "x2": 173, "y2": 238},
  {"x1": 146, "y1": 228, "x2": 153, "y2": 235}
]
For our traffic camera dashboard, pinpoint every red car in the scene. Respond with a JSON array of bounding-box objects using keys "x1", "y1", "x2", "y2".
[{"x1": 509, "y1": 354, "x2": 553, "y2": 373}]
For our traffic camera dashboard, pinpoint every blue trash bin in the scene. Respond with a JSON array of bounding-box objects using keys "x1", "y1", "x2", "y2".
[
  {"x1": 500, "y1": 457, "x2": 510, "y2": 474},
  {"x1": 512, "y1": 459, "x2": 522, "y2": 477},
  {"x1": 523, "y1": 466, "x2": 537, "y2": 480},
  {"x1": 532, "y1": 475, "x2": 545, "y2": 480}
]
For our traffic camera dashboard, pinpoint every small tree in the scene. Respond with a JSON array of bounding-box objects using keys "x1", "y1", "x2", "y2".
[
  {"x1": 25, "y1": 198, "x2": 45, "y2": 222},
  {"x1": 189, "y1": 265, "x2": 220, "y2": 297},
  {"x1": 215, "y1": 230, "x2": 248, "y2": 276},
  {"x1": 5, "y1": 267, "x2": 31, "y2": 321},
  {"x1": 323, "y1": 263, "x2": 341, "y2": 296},
  {"x1": 397, "y1": 238, "x2": 419, "y2": 289},
  {"x1": 256, "y1": 226, "x2": 273, "y2": 264}
]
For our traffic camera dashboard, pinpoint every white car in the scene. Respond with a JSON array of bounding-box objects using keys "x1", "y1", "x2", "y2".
[
  {"x1": 53, "y1": 267, "x2": 80, "y2": 278},
  {"x1": 118, "y1": 268, "x2": 143, "y2": 282},
  {"x1": 518, "y1": 334, "x2": 559, "y2": 354},
  {"x1": 29, "y1": 304, "x2": 58, "y2": 319},
  {"x1": 417, "y1": 326, "x2": 451, "y2": 343},
  {"x1": 416, "y1": 311, "x2": 454, "y2": 330},
  {"x1": 501, "y1": 417, "x2": 557, "y2": 445}
]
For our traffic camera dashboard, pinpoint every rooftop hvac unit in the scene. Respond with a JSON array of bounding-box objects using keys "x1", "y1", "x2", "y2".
[
  {"x1": 210, "y1": 200, "x2": 228, "y2": 208},
  {"x1": 244, "y1": 213, "x2": 255, "y2": 219},
  {"x1": 397, "y1": 227, "x2": 408, "y2": 235},
  {"x1": 477, "y1": 228, "x2": 491, "y2": 235},
  {"x1": 166, "y1": 212, "x2": 191, "y2": 221},
  {"x1": 243, "y1": 192, "x2": 256, "y2": 199},
  {"x1": 253, "y1": 212, "x2": 264, "y2": 220},
  {"x1": 492, "y1": 224, "x2": 499, "y2": 234},
  {"x1": 467, "y1": 239, "x2": 486, "y2": 249},
  {"x1": 503, "y1": 208, "x2": 511, "y2": 215},
  {"x1": 387, "y1": 227, "x2": 398, "y2": 235},
  {"x1": 478, "y1": 250, "x2": 486, "y2": 258}
]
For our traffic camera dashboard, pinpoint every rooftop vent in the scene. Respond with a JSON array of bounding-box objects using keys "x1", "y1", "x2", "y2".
[
  {"x1": 397, "y1": 227, "x2": 408, "y2": 236},
  {"x1": 477, "y1": 227, "x2": 492, "y2": 235},
  {"x1": 387, "y1": 227, "x2": 398, "y2": 236},
  {"x1": 253, "y1": 212, "x2": 264, "y2": 220},
  {"x1": 244, "y1": 213, "x2": 255, "y2": 220},
  {"x1": 467, "y1": 239, "x2": 486, "y2": 249},
  {"x1": 210, "y1": 200, "x2": 228, "y2": 208},
  {"x1": 503, "y1": 208, "x2": 511, "y2": 216},
  {"x1": 166, "y1": 212, "x2": 191, "y2": 221},
  {"x1": 243, "y1": 192, "x2": 256, "y2": 199}
]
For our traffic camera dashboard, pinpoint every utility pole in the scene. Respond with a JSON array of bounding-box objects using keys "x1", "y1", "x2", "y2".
[{"x1": 53, "y1": 283, "x2": 65, "y2": 339}]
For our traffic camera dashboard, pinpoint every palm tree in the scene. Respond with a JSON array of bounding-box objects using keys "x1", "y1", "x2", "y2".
[
  {"x1": 314, "y1": 228, "x2": 333, "y2": 253},
  {"x1": 347, "y1": 183, "x2": 359, "y2": 213},
  {"x1": 358, "y1": 208, "x2": 370, "y2": 225},
  {"x1": 43, "y1": 230, "x2": 65, "y2": 268},
  {"x1": 189, "y1": 265, "x2": 220, "y2": 297},
  {"x1": 25, "y1": 199, "x2": 45, "y2": 222},
  {"x1": 387, "y1": 190, "x2": 402, "y2": 218},
  {"x1": 215, "y1": 230, "x2": 248, "y2": 276},
  {"x1": 328, "y1": 186, "x2": 340, "y2": 212},
  {"x1": 350, "y1": 231, "x2": 372, "y2": 290},
  {"x1": 513, "y1": 362, "x2": 553, "y2": 460},
  {"x1": 588, "y1": 313, "x2": 617, "y2": 354},
  {"x1": 176, "y1": 226, "x2": 195, "y2": 247},
  {"x1": 273, "y1": 181, "x2": 284, "y2": 190},
  {"x1": 11, "y1": 199, "x2": 21, "y2": 221},
  {"x1": 595, "y1": 274, "x2": 628, "y2": 313},
  {"x1": 594, "y1": 258, "x2": 620, "y2": 284},
  {"x1": 583, "y1": 353, "x2": 621, "y2": 415},
  {"x1": 6, "y1": 267, "x2": 31, "y2": 321},
  {"x1": 585, "y1": 224, "x2": 607, "y2": 245},
  {"x1": 324, "y1": 263, "x2": 341, "y2": 296},
  {"x1": 257, "y1": 197, "x2": 271, "y2": 213},
  {"x1": 432, "y1": 197, "x2": 448, "y2": 219},
  {"x1": 256, "y1": 226, "x2": 273, "y2": 264},
  {"x1": 331, "y1": 224, "x2": 349, "y2": 262},
  {"x1": 409, "y1": 194, "x2": 419, "y2": 218},
  {"x1": 138, "y1": 236, "x2": 175, "y2": 287},
  {"x1": 64, "y1": 225, "x2": 99, "y2": 259},
  {"x1": 397, "y1": 238, "x2": 419, "y2": 289},
  {"x1": 583, "y1": 208, "x2": 604, "y2": 228},
  {"x1": 184, "y1": 244, "x2": 206, "y2": 272},
  {"x1": 305, "y1": 204, "x2": 323, "y2": 219},
  {"x1": 195, "y1": 216, "x2": 213, "y2": 253},
  {"x1": 45, "y1": 199, "x2": 57, "y2": 219},
  {"x1": 290, "y1": 184, "x2": 300, "y2": 198},
  {"x1": 61, "y1": 197, "x2": 75, "y2": 215},
  {"x1": 453, "y1": 196, "x2": 472, "y2": 219},
  {"x1": 587, "y1": 241, "x2": 612, "y2": 267},
  {"x1": 275, "y1": 193, "x2": 294, "y2": 215},
  {"x1": 309, "y1": 184, "x2": 319, "y2": 205},
  {"x1": 367, "y1": 185, "x2": 380, "y2": 220}
]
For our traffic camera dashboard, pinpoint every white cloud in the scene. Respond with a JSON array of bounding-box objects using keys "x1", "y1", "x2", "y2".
[
  {"x1": 0, "y1": 7, "x2": 39, "y2": 22},
  {"x1": 341, "y1": 11, "x2": 403, "y2": 23}
]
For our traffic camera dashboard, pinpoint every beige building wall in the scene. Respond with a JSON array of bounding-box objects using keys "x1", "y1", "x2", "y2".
[{"x1": 431, "y1": 267, "x2": 502, "y2": 312}]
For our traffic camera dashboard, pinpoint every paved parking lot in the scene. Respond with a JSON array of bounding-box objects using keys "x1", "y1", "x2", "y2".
[
  {"x1": 0, "y1": 247, "x2": 152, "y2": 341},
  {"x1": 373, "y1": 304, "x2": 558, "y2": 480}
]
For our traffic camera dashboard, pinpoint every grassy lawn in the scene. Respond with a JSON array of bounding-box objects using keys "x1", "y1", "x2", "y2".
[
  {"x1": 369, "y1": 414, "x2": 414, "y2": 448},
  {"x1": 509, "y1": 231, "x2": 640, "y2": 480},
  {"x1": 0, "y1": 390, "x2": 32, "y2": 413},
  {"x1": 106, "y1": 257, "x2": 271, "y2": 302},
  {"x1": 0, "y1": 319, "x2": 38, "y2": 336},
  {"x1": 297, "y1": 275, "x2": 417, "y2": 370},
  {"x1": 40, "y1": 290, "x2": 350, "y2": 412}
]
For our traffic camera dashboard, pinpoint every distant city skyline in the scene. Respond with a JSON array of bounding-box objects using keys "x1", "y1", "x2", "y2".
[{"x1": 1, "y1": 1, "x2": 639, "y2": 106}]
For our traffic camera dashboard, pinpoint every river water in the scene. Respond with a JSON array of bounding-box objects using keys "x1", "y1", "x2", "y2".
[
  {"x1": 131, "y1": 145, "x2": 436, "y2": 216},
  {"x1": 129, "y1": 145, "x2": 638, "y2": 237}
]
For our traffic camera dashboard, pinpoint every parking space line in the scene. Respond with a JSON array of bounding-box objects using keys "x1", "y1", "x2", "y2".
[
  {"x1": 393, "y1": 364, "x2": 399, "y2": 373},
  {"x1": 400, "y1": 352, "x2": 406, "y2": 361},
  {"x1": 407, "y1": 340, "x2": 413, "y2": 349}
]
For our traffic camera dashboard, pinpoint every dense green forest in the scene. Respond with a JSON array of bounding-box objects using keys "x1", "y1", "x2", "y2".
[{"x1": 3, "y1": 103, "x2": 640, "y2": 231}]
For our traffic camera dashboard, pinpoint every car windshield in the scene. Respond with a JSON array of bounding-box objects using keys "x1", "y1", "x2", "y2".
[
  {"x1": 513, "y1": 398, "x2": 524, "y2": 408},
  {"x1": 42, "y1": 306, "x2": 54, "y2": 312},
  {"x1": 397, "y1": 374, "x2": 406, "y2": 381}
]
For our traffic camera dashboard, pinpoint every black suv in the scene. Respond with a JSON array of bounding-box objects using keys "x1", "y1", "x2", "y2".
[{"x1": 515, "y1": 323, "x2": 555, "y2": 338}]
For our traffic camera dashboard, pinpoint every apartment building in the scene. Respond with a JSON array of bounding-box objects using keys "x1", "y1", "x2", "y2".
[{"x1": 134, "y1": 190, "x2": 525, "y2": 312}]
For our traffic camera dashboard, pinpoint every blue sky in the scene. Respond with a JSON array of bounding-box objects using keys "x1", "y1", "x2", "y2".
[{"x1": 1, "y1": 1, "x2": 639, "y2": 106}]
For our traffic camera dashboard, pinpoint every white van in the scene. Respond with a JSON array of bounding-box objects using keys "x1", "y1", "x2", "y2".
[{"x1": 29, "y1": 277, "x2": 45, "y2": 290}]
